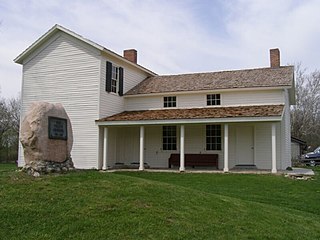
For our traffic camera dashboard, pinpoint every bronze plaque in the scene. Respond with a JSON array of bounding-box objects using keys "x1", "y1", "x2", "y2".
[{"x1": 48, "y1": 117, "x2": 67, "y2": 140}]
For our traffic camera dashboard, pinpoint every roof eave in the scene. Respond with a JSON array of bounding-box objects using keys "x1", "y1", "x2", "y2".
[
  {"x1": 124, "y1": 86, "x2": 292, "y2": 97},
  {"x1": 96, "y1": 115, "x2": 283, "y2": 126}
]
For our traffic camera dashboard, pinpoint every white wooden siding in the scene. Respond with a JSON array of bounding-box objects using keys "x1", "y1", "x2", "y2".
[
  {"x1": 125, "y1": 96, "x2": 162, "y2": 111},
  {"x1": 124, "y1": 89, "x2": 285, "y2": 111},
  {"x1": 222, "y1": 90, "x2": 284, "y2": 106},
  {"x1": 18, "y1": 32, "x2": 101, "y2": 169},
  {"x1": 281, "y1": 90, "x2": 292, "y2": 168},
  {"x1": 234, "y1": 122, "x2": 281, "y2": 170},
  {"x1": 114, "y1": 126, "x2": 140, "y2": 164}
]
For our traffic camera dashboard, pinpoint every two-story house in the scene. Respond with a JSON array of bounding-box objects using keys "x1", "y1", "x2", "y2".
[{"x1": 15, "y1": 25, "x2": 295, "y2": 173}]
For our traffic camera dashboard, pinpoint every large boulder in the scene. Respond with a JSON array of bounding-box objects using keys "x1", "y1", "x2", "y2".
[{"x1": 20, "y1": 102, "x2": 74, "y2": 175}]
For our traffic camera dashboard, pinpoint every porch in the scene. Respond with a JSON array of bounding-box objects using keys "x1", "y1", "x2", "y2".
[
  {"x1": 96, "y1": 105, "x2": 285, "y2": 173},
  {"x1": 97, "y1": 122, "x2": 281, "y2": 173}
]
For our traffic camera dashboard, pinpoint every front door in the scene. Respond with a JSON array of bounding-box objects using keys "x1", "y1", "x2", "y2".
[{"x1": 236, "y1": 126, "x2": 254, "y2": 165}]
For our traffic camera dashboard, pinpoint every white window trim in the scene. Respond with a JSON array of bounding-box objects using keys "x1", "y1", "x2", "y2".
[
  {"x1": 207, "y1": 94, "x2": 221, "y2": 106},
  {"x1": 111, "y1": 64, "x2": 119, "y2": 93},
  {"x1": 163, "y1": 96, "x2": 177, "y2": 108}
]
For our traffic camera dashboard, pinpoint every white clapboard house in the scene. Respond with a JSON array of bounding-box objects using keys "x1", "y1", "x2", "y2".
[{"x1": 15, "y1": 25, "x2": 295, "y2": 173}]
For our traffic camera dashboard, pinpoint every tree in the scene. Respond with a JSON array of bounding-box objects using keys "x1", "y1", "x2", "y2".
[
  {"x1": 291, "y1": 64, "x2": 320, "y2": 150},
  {"x1": 0, "y1": 91, "x2": 21, "y2": 162}
]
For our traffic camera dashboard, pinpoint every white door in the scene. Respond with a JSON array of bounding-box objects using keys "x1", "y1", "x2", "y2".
[{"x1": 236, "y1": 126, "x2": 254, "y2": 165}]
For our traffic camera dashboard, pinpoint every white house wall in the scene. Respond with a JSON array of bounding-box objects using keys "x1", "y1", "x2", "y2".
[
  {"x1": 281, "y1": 90, "x2": 292, "y2": 168},
  {"x1": 18, "y1": 32, "x2": 101, "y2": 169},
  {"x1": 124, "y1": 89, "x2": 285, "y2": 111}
]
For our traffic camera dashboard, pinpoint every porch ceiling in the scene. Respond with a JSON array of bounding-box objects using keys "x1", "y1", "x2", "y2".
[{"x1": 96, "y1": 105, "x2": 284, "y2": 126}]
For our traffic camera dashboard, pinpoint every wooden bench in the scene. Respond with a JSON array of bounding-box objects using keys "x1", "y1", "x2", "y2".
[{"x1": 168, "y1": 154, "x2": 218, "y2": 169}]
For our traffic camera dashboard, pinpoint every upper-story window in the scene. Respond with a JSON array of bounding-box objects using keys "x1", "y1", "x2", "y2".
[
  {"x1": 106, "y1": 61, "x2": 124, "y2": 96},
  {"x1": 207, "y1": 94, "x2": 221, "y2": 106},
  {"x1": 111, "y1": 65, "x2": 119, "y2": 93},
  {"x1": 164, "y1": 96, "x2": 176, "y2": 108}
]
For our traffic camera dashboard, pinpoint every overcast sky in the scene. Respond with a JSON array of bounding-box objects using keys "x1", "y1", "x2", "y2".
[{"x1": 0, "y1": 0, "x2": 319, "y2": 98}]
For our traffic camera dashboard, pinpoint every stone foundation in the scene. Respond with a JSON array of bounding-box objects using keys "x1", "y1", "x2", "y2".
[{"x1": 23, "y1": 158, "x2": 74, "y2": 177}]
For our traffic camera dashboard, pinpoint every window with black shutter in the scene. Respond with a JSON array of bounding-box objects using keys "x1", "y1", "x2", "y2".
[{"x1": 106, "y1": 61, "x2": 124, "y2": 96}]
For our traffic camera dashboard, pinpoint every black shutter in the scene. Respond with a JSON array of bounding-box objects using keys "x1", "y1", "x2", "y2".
[
  {"x1": 118, "y1": 67, "x2": 124, "y2": 96},
  {"x1": 106, "y1": 61, "x2": 112, "y2": 92}
]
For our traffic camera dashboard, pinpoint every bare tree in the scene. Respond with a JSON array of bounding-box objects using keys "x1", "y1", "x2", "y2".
[
  {"x1": 291, "y1": 64, "x2": 320, "y2": 150},
  {"x1": 0, "y1": 90, "x2": 21, "y2": 162}
]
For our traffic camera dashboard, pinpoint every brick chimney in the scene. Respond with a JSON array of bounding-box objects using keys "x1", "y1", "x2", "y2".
[
  {"x1": 123, "y1": 49, "x2": 137, "y2": 64},
  {"x1": 270, "y1": 48, "x2": 280, "y2": 68}
]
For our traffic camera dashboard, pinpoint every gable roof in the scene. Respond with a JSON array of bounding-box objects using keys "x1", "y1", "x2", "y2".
[
  {"x1": 14, "y1": 24, "x2": 156, "y2": 76},
  {"x1": 96, "y1": 105, "x2": 284, "y2": 123},
  {"x1": 125, "y1": 66, "x2": 294, "y2": 96}
]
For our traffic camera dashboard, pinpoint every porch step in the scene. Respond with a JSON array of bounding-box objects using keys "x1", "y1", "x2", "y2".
[{"x1": 233, "y1": 164, "x2": 257, "y2": 170}]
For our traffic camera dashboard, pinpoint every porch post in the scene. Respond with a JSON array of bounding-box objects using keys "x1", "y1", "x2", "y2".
[
  {"x1": 271, "y1": 123, "x2": 277, "y2": 173},
  {"x1": 139, "y1": 126, "x2": 145, "y2": 171},
  {"x1": 102, "y1": 127, "x2": 108, "y2": 170},
  {"x1": 224, "y1": 124, "x2": 229, "y2": 172},
  {"x1": 179, "y1": 125, "x2": 185, "y2": 172}
]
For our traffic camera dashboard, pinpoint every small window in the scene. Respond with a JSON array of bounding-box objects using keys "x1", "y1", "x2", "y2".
[
  {"x1": 163, "y1": 126, "x2": 177, "y2": 150},
  {"x1": 111, "y1": 65, "x2": 119, "y2": 93},
  {"x1": 206, "y1": 125, "x2": 221, "y2": 150},
  {"x1": 164, "y1": 96, "x2": 176, "y2": 108},
  {"x1": 207, "y1": 94, "x2": 221, "y2": 106}
]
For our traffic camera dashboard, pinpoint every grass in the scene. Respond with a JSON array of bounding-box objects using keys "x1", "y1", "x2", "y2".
[{"x1": 0, "y1": 164, "x2": 319, "y2": 239}]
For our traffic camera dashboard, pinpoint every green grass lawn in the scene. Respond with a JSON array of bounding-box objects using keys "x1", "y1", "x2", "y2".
[{"x1": 1, "y1": 164, "x2": 320, "y2": 239}]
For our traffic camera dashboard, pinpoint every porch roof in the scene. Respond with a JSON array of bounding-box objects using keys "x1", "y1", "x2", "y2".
[{"x1": 96, "y1": 105, "x2": 284, "y2": 126}]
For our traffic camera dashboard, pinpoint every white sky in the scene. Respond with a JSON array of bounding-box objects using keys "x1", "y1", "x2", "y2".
[{"x1": 0, "y1": 0, "x2": 319, "y2": 98}]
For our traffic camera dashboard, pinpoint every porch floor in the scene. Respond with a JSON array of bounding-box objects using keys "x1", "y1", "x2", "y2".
[{"x1": 104, "y1": 168, "x2": 284, "y2": 175}]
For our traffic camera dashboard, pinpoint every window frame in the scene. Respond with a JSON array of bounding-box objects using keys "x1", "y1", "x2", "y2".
[
  {"x1": 162, "y1": 126, "x2": 177, "y2": 151},
  {"x1": 163, "y1": 96, "x2": 177, "y2": 108},
  {"x1": 111, "y1": 65, "x2": 119, "y2": 93},
  {"x1": 206, "y1": 125, "x2": 222, "y2": 151},
  {"x1": 207, "y1": 94, "x2": 221, "y2": 106}
]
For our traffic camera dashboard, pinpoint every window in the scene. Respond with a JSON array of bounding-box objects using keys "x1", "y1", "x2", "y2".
[
  {"x1": 111, "y1": 65, "x2": 119, "y2": 93},
  {"x1": 106, "y1": 61, "x2": 124, "y2": 95},
  {"x1": 164, "y1": 96, "x2": 176, "y2": 108},
  {"x1": 206, "y1": 125, "x2": 221, "y2": 150},
  {"x1": 207, "y1": 94, "x2": 221, "y2": 106},
  {"x1": 163, "y1": 126, "x2": 177, "y2": 150}
]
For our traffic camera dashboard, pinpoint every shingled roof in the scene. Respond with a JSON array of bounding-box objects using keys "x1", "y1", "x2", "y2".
[
  {"x1": 125, "y1": 66, "x2": 294, "y2": 95},
  {"x1": 97, "y1": 105, "x2": 284, "y2": 122}
]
